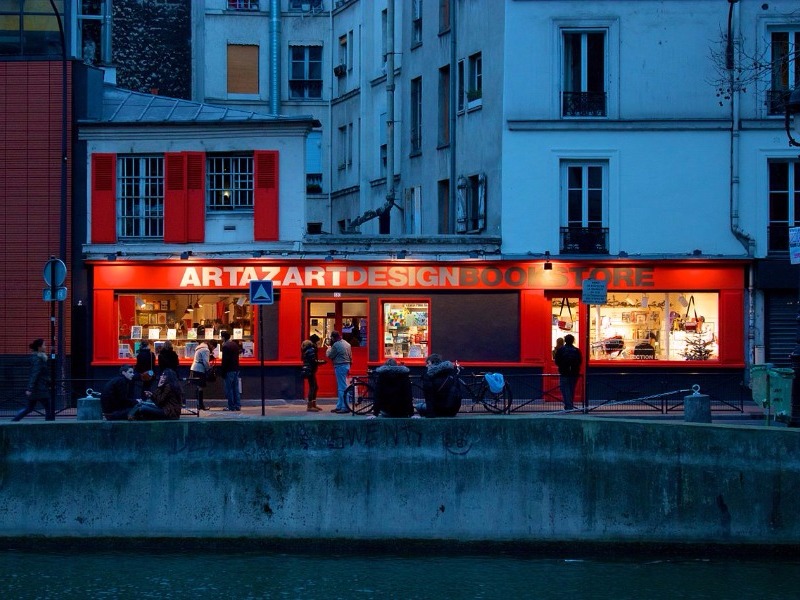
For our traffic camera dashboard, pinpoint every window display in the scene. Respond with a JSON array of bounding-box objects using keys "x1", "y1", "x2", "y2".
[
  {"x1": 569, "y1": 292, "x2": 719, "y2": 362},
  {"x1": 117, "y1": 294, "x2": 253, "y2": 360},
  {"x1": 382, "y1": 301, "x2": 429, "y2": 360}
]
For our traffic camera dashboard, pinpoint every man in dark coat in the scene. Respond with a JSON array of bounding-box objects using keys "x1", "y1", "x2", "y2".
[
  {"x1": 418, "y1": 354, "x2": 461, "y2": 417},
  {"x1": 554, "y1": 333, "x2": 582, "y2": 410},
  {"x1": 101, "y1": 365, "x2": 137, "y2": 420},
  {"x1": 372, "y1": 358, "x2": 414, "y2": 417},
  {"x1": 11, "y1": 338, "x2": 51, "y2": 422}
]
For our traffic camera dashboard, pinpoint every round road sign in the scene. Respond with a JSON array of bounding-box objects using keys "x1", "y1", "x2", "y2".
[{"x1": 43, "y1": 258, "x2": 67, "y2": 287}]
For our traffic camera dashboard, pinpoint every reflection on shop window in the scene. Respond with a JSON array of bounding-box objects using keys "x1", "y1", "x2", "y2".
[
  {"x1": 383, "y1": 301, "x2": 429, "y2": 360},
  {"x1": 117, "y1": 294, "x2": 254, "y2": 360},
  {"x1": 551, "y1": 297, "x2": 581, "y2": 358},
  {"x1": 574, "y1": 293, "x2": 719, "y2": 362}
]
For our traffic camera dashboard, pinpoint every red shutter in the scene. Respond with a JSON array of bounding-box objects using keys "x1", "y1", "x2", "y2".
[
  {"x1": 163, "y1": 153, "x2": 187, "y2": 243},
  {"x1": 254, "y1": 150, "x2": 279, "y2": 241},
  {"x1": 91, "y1": 153, "x2": 117, "y2": 243},
  {"x1": 186, "y1": 152, "x2": 206, "y2": 242}
]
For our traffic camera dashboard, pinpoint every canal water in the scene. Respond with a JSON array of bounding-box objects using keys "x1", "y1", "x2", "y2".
[{"x1": 1, "y1": 547, "x2": 798, "y2": 599}]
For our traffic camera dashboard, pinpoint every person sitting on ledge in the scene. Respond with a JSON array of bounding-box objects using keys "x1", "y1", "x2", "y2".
[
  {"x1": 372, "y1": 358, "x2": 414, "y2": 418},
  {"x1": 100, "y1": 365, "x2": 137, "y2": 421}
]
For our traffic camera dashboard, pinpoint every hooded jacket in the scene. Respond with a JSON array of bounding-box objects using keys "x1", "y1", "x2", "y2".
[
  {"x1": 373, "y1": 362, "x2": 414, "y2": 417},
  {"x1": 420, "y1": 360, "x2": 461, "y2": 417}
]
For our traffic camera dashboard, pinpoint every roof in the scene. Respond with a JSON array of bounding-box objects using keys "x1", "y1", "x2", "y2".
[{"x1": 84, "y1": 84, "x2": 317, "y2": 126}]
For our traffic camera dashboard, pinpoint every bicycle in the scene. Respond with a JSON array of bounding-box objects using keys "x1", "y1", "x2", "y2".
[
  {"x1": 454, "y1": 361, "x2": 513, "y2": 414},
  {"x1": 343, "y1": 369, "x2": 377, "y2": 415}
]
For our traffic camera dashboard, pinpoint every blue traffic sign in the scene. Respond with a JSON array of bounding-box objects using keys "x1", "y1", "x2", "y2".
[{"x1": 249, "y1": 280, "x2": 274, "y2": 305}]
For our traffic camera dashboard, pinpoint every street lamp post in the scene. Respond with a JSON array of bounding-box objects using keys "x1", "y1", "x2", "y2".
[{"x1": 785, "y1": 87, "x2": 800, "y2": 428}]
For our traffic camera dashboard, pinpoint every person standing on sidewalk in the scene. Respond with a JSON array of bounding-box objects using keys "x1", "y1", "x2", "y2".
[
  {"x1": 554, "y1": 333, "x2": 582, "y2": 411},
  {"x1": 11, "y1": 338, "x2": 50, "y2": 422},
  {"x1": 326, "y1": 330, "x2": 352, "y2": 414},
  {"x1": 220, "y1": 331, "x2": 241, "y2": 411},
  {"x1": 301, "y1": 334, "x2": 324, "y2": 412}
]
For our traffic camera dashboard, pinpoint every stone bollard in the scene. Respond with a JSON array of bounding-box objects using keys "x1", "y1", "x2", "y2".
[
  {"x1": 684, "y1": 384, "x2": 711, "y2": 424},
  {"x1": 77, "y1": 390, "x2": 103, "y2": 421}
]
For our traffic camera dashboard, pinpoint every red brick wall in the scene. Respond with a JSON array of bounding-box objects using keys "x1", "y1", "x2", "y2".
[{"x1": 0, "y1": 61, "x2": 72, "y2": 356}]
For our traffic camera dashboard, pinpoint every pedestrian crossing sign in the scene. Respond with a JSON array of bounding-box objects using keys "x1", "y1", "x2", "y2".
[{"x1": 249, "y1": 280, "x2": 274, "y2": 305}]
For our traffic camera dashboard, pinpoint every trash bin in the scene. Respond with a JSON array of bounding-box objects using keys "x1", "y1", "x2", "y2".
[
  {"x1": 749, "y1": 363, "x2": 773, "y2": 410},
  {"x1": 767, "y1": 368, "x2": 794, "y2": 421}
]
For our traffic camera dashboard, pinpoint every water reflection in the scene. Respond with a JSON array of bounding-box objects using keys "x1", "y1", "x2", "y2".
[{"x1": 1, "y1": 549, "x2": 798, "y2": 599}]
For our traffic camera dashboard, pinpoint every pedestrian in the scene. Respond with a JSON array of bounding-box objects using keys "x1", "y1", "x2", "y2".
[
  {"x1": 11, "y1": 338, "x2": 50, "y2": 422},
  {"x1": 301, "y1": 333, "x2": 324, "y2": 412},
  {"x1": 417, "y1": 353, "x2": 461, "y2": 417},
  {"x1": 220, "y1": 331, "x2": 241, "y2": 411},
  {"x1": 189, "y1": 340, "x2": 212, "y2": 410},
  {"x1": 157, "y1": 340, "x2": 180, "y2": 376},
  {"x1": 100, "y1": 365, "x2": 138, "y2": 421},
  {"x1": 554, "y1": 333, "x2": 582, "y2": 410},
  {"x1": 325, "y1": 330, "x2": 352, "y2": 414},
  {"x1": 128, "y1": 368, "x2": 183, "y2": 421},
  {"x1": 134, "y1": 339, "x2": 156, "y2": 397},
  {"x1": 372, "y1": 358, "x2": 414, "y2": 418}
]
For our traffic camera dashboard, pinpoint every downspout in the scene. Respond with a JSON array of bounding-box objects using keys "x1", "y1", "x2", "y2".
[
  {"x1": 726, "y1": 0, "x2": 757, "y2": 366},
  {"x1": 269, "y1": 0, "x2": 281, "y2": 114},
  {"x1": 328, "y1": 2, "x2": 334, "y2": 232},
  {"x1": 385, "y1": 0, "x2": 396, "y2": 214},
  {"x1": 449, "y1": 0, "x2": 457, "y2": 231}
]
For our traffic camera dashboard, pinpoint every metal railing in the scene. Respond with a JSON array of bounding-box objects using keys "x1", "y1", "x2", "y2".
[
  {"x1": 562, "y1": 91, "x2": 607, "y2": 117},
  {"x1": 560, "y1": 226, "x2": 609, "y2": 254}
]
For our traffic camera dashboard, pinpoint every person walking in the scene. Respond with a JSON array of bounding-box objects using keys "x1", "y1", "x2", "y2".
[
  {"x1": 189, "y1": 340, "x2": 212, "y2": 411},
  {"x1": 157, "y1": 340, "x2": 180, "y2": 376},
  {"x1": 11, "y1": 338, "x2": 50, "y2": 422},
  {"x1": 100, "y1": 365, "x2": 138, "y2": 420},
  {"x1": 325, "y1": 330, "x2": 352, "y2": 414},
  {"x1": 554, "y1": 333, "x2": 582, "y2": 411},
  {"x1": 301, "y1": 333, "x2": 324, "y2": 412},
  {"x1": 220, "y1": 331, "x2": 241, "y2": 411}
]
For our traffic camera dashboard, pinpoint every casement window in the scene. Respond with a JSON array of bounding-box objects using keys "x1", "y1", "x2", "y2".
[
  {"x1": 767, "y1": 160, "x2": 800, "y2": 253},
  {"x1": 228, "y1": 0, "x2": 259, "y2": 10},
  {"x1": 560, "y1": 161, "x2": 608, "y2": 254},
  {"x1": 337, "y1": 124, "x2": 353, "y2": 170},
  {"x1": 439, "y1": 0, "x2": 450, "y2": 34},
  {"x1": 227, "y1": 44, "x2": 259, "y2": 95},
  {"x1": 91, "y1": 150, "x2": 279, "y2": 244},
  {"x1": 438, "y1": 65, "x2": 450, "y2": 146},
  {"x1": 562, "y1": 30, "x2": 607, "y2": 117},
  {"x1": 336, "y1": 32, "x2": 353, "y2": 77},
  {"x1": 410, "y1": 77, "x2": 423, "y2": 154},
  {"x1": 412, "y1": 0, "x2": 423, "y2": 46},
  {"x1": 456, "y1": 173, "x2": 486, "y2": 234},
  {"x1": 289, "y1": 0, "x2": 322, "y2": 10},
  {"x1": 379, "y1": 111, "x2": 388, "y2": 178},
  {"x1": 457, "y1": 59, "x2": 465, "y2": 112},
  {"x1": 206, "y1": 154, "x2": 254, "y2": 211},
  {"x1": 437, "y1": 178, "x2": 451, "y2": 234},
  {"x1": 768, "y1": 30, "x2": 800, "y2": 115},
  {"x1": 289, "y1": 45, "x2": 322, "y2": 99},
  {"x1": 467, "y1": 52, "x2": 482, "y2": 106},
  {"x1": 117, "y1": 156, "x2": 164, "y2": 240}
]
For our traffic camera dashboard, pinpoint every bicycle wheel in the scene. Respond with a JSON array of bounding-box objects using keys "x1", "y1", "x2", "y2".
[
  {"x1": 344, "y1": 380, "x2": 375, "y2": 415},
  {"x1": 478, "y1": 382, "x2": 513, "y2": 414}
]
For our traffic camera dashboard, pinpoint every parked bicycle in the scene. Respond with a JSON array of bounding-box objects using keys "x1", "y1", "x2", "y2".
[
  {"x1": 344, "y1": 368, "x2": 426, "y2": 416},
  {"x1": 454, "y1": 361, "x2": 513, "y2": 414}
]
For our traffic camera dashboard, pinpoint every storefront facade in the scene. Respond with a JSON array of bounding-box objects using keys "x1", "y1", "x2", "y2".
[{"x1": 88, "y1": 258, "x2": 746, "y2": 399}]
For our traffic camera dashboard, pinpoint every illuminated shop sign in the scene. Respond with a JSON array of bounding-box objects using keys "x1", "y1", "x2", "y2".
[{"x1": 94, "y1": 262, "x2": 743, "y2": 291}]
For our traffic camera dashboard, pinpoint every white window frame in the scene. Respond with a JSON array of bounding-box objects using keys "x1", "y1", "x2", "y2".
[
  {"x1": 467, "y1": 52, "x2": 482, "y2": 108},
  {"x1": 412, "y1": 0, "x2": 423, "y2": 46},
  {"x1": 289, "y1": 44, "x2": 323, "y2": 99},
  {"x1": 206, "y1": 154, "x2": 254, "y2": 212},
  {"x1": 411, "y1": 77, "x2": 423, "y2": 155},
  {"x1": 117, "y1": 155, "x2": 164, "y2": 239}
]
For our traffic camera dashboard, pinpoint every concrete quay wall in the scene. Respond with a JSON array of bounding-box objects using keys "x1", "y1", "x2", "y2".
[{"x1": 1, "y1": 417, "x2": 798, "y2": 547}]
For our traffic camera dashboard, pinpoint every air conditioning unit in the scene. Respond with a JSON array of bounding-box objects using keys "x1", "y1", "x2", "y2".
[{"x1": 333, "y1": 64, "x2": 347, "y2": 77}]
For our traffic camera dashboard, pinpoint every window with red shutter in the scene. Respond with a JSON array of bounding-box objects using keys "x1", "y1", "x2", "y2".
[
  {"x1": 91, "y1": 153, "x2": 117, "y2": 243},
  {"x1": 254, "y1": 150, "x2": 279, "y2": 241}
]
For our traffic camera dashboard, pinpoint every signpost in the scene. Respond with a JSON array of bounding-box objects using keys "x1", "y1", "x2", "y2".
[
  {"x1": 43, "y1": 256, "x2": 67, "y2": 421},
  {"x1": 250, "y1": 280, "x2": 274, "y2": 415}
]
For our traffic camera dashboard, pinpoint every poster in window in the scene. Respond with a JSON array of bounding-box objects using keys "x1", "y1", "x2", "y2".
[
  {"x1": 233, "y1": 328, "x2": 243, "y2": 340},
  {"x1": 167, "y1": 328, "x2": 177, "y2": 340},
  {"x1": 187, "y1": 328, "x2": 197, "y2": 340},
  {"x1": 159, "y1": 300, "x2": 170, "y2": 311},
  {"x1": 131, "y1": 325, "x2": 143, "y2": 340},
  {"x1": 157, "y1": 313, "x2": 167, "y2": 324},
  {"x1": 148, "y1": 328, "x2": 160, "y2": 340}
]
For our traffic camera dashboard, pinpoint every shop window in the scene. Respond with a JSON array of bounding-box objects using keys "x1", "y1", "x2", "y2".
[
  {"x1": 117, "y1": 155, "x2": 164, "y2": 239},
  {"x1": 576, "y1": 293, "x2": 719, "y2": 362},
  {"x1": 383, "y1": 301, "x2": 429, "y2": 360},
  {"x1": 117, "y1": 293, "x2": 254, "y2": 361},
  {"x1": 206, "y1": 154, "x2": 254, "y2": 211}
]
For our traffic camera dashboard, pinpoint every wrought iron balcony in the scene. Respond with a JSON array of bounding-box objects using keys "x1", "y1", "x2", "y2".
[
  {"x1": 766, "y1": 89, "x2": 792, "y2": 116},
  {"x1": 562, "y1": 91, "x2": 607, "y2": 117},
  {"x1": 560, "y1": 227, "x2": 609, "y2": 254}
]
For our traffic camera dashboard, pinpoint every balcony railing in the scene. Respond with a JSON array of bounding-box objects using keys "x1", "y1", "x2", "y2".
[
  {"x1": 560, "y1": 227, "x2": 609, "y2": 254},
  {"x1": 766, "y1": 89, "x2": 792, "y2": 116},
  {"x1": 562, "y1": 91, "x2": 607, "y2": 117},
  {"x1": 228, "y1": 0, "x2": 259, "y2": 10}
]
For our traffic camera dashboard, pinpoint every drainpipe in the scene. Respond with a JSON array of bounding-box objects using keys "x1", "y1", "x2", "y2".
[
  {"x1": 726, "y1": 0, "x2": 756, "y2": 366},
  {"x1": 270, "y1": 0, "x2": 281, "y2": 114},
  {"x1": 449, "y1": 0, "x2": 457, "y2": 230},
  {"x1": 385, "y1": 0, "x2": 395, "y2": 214}
]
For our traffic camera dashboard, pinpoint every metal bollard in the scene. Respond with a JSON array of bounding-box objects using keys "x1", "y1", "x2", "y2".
[
  {"x1": 684, "y1": 384, "x2": 711, "y2": 423},
  {"x1": 76, "y1": 389, "x2": 103, "y2": 421}
]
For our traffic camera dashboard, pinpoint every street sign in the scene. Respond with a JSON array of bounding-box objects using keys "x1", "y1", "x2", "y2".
[
  {"x1": 582, "y1": 279, "x2": 608, "y2": 305},
  {"x1": 249, "y1": 280, "x2": 274, "y2": 305},
  {"x1": 43, "y1": 287, "x2": 68, "y2": 302},
  {"x1": 790, "y1": 227, "x2": 800, "y2": 265},
  {"x1": 43, "y1": 257, "x2": 67, "y2": 287}
]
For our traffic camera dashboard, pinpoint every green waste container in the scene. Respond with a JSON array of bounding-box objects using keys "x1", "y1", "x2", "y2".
[
  {"x1": 749, "y1": 363, "x2": 773, "y2": 410},
  {"x1": 767, "y1": 368, "x2": 794, "y2": 420}
]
